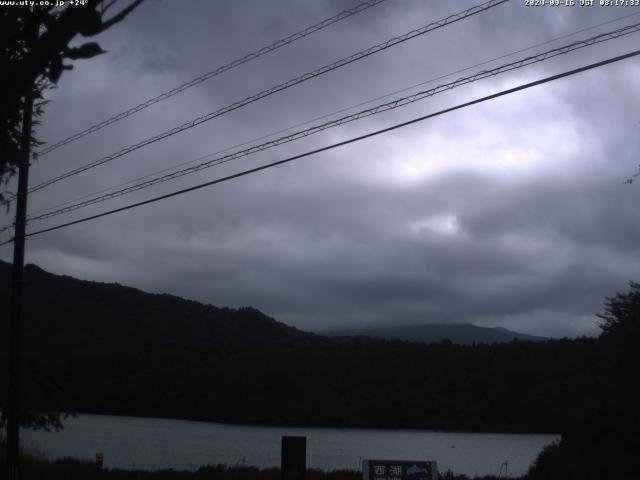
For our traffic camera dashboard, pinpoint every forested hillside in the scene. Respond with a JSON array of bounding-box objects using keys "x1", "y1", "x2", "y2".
[
  {"x1": 0, "y1": 261, "x2": 599, "y2": 433},
  {"x1": 0, "y1": 261, "x2": 318, "y2": 354}
]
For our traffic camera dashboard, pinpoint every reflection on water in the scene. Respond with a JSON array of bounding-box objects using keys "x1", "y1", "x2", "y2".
[{"x1": 23, "y1": 414, "x2": 558, "y2": 477}]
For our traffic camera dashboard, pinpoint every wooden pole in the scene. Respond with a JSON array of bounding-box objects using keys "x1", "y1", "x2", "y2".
[{"x1": 6, "y1": 12, "x2": 36, "y2": 480}]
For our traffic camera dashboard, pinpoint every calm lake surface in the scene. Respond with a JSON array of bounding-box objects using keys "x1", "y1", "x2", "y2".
[{"x1": 23, "y1": 414, "x2": 558, "y2": 477}]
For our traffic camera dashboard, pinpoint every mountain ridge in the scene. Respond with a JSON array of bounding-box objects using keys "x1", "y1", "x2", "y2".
[
  {"x1": 0, "y1": 260, "x2": 549, "y2": 349},
  {"x1": 0, "y1": 260, "x2": 320, "y2": 354},
  {"x1": 322, "y1": 322, "x2": 549, "y2": 345}
]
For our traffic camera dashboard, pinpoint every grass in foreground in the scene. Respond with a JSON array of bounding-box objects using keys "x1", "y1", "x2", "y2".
[{"x1": 0, "y1": 456, "x2": 509, "y2": 480}]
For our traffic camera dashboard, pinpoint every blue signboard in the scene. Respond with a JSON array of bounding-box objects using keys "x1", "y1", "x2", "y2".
[{"x1": 363, "y1": 459, "x2": 438, "y2": 480}]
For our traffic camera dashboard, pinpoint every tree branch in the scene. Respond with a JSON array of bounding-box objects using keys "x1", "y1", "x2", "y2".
[{"x1": 100, "y1": 0, "x2": 144, "y2": 31}]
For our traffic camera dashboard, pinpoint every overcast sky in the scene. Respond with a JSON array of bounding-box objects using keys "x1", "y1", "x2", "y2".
[{"x1": 2, "y1": 0, "x2": 639, "y2": 337}]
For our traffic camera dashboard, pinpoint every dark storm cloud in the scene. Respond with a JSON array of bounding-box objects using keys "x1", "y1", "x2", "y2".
[{"x1": 2, "y1": 0, "x2": 639, "y2": 338}]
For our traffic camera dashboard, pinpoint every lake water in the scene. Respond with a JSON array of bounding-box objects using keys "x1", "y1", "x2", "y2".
[{"x1": 22, "y1": 414, "x2": 558, "y2": 477}]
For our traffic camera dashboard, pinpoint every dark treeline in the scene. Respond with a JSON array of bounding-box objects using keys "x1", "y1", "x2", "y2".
[
  {"x1": 20, "y1": 337, "x2": 596, "y2": 433},
  {"x1": 526, "y1": 282, "x2": 640, "y2": 480}
]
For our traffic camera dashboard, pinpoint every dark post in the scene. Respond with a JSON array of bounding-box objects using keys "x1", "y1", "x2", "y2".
[
  {"x1": 6, "y1": 14, "x2": 36, "y2": 480},
  {"x1": 281, "y1": 436, "x2": 306, "y2": 480}
]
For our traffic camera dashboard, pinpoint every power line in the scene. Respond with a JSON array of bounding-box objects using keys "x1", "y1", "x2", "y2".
[
  {"x1": 27, "y1": 0, "x2": 508, "y2": 194},
  {"x1": 0, "y1": 14, "x2": 635, "y2": 234},
  {"x1": 35, "y1": 0, "x2": 390, "y2": 157},
  {"x1": 1, "y1": 47, "x2": 636, "y2": 246},
  {"x1": 22, "y1": 9, "x2": 640, "y2": 220},
  {"x1": 22, "y1": 21, "x2": 640, "y2": 224}
]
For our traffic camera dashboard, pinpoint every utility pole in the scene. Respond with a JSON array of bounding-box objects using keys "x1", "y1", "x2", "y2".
[{"x1": 6, "y1": 12, "x2": 37, "y2": 480}]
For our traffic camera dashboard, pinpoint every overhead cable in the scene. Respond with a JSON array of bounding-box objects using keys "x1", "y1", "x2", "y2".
[
  {"x1": 35, "y1": 0, "x2": 390, "y2": 157},
  {"x1": 22, "y1": 21, "x2": 640, "y2": 224},
  {"x1": 0, "y1": 47, "x2": 635, "y2": 246},
  {"x1": 28, "y1": 0, "x2": 508, "y2": 194},
  {"x1": 23, "y1": 9, "x2": 640, "y2": 220}
]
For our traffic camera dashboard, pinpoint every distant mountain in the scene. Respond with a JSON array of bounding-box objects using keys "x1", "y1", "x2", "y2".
[
  {"x1": 322, "y1": 323, "x2": 548, "y2": 345},
  {"x1": 0, "y1": 260, "x2": 319, "y2": 354}
]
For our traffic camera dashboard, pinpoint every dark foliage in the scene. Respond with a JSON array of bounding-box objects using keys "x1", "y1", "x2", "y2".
[
  {"x1": 526, "y1": 282, "x2": 640, "y2": 480},
  {"x1": 0, "y1": 455, "x2": 491, "y2": 480},
  {"x1": 0, "y1": 456, "x2": 361, "y2": 480},
  {"x1": 0, "y1": 363, "x2": 74, "y2": 431},
  {"x1": 0, "y1": 1, "x2": 143, "y2": 200},
  {"x1": 10, "y1": 338, "x2": 597, "y2": 433}
]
